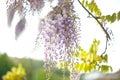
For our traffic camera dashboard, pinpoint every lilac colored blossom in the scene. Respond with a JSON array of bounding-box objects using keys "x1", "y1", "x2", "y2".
[{"x1": 38, "y1": 0, "x2": 80, "y2": 69}]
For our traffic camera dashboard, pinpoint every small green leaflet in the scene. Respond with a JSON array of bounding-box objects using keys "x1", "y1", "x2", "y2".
[
  {"x1": 82, "y1": 0, "x2": 102, "y2": 16},
  {"x1": 101, "y1": 11, "x2": 120, "y2": 23},
  {"x1": 111, "y1": 13, "x2": 116, "y2": 23},
  {"x1": 117, "y1": 11, "x2": 120, "y2": 21}
]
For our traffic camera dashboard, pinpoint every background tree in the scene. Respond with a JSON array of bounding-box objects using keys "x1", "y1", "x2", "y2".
[{"x1": 0, "y1": 53, "x2": 15, "y2": 80}]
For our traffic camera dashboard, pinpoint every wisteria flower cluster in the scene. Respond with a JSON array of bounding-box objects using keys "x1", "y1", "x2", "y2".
[{"x1": 38, "y1": 0, "x2": 80, "y2": 65}]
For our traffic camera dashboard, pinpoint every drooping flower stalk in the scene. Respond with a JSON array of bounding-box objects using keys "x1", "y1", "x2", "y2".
[{"x1": 38, "y1": 0, "x2": 80, "y2": 80}]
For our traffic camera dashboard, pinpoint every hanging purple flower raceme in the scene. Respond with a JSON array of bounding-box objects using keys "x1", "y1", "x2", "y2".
[
  {"x1": 38, "y1": 0, "x2": 80, "y2": 79},
  {"x1": 39, "y1": 0, "x2": 80, "y2": 61}
]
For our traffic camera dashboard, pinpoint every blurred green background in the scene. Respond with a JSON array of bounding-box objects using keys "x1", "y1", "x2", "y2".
[{"x1": 0, "y1": 52, "x2": 69, "y2": 80}]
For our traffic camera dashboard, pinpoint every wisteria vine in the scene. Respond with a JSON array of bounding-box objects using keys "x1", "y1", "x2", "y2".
[{"x1": 37, "y1": 0, "x2": 80, "y2": 79}]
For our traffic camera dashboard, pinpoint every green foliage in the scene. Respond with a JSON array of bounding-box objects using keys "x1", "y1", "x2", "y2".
[
  {"x1": 73, "y1": 39, "x2": 112, "y2": 73},
  {"x1": 15, "y1": 58, "x2": 44, "y2": 80},
  {"x1": 0, "y1": 55, "x2": 69, "y2": 80},
  {"x1": 33, "y1": 68, "x2": 69, "y2": 80},
  {"x1": 58, "y1": 39, "x2": 112, "y2": 73},
  {"x1": 101, "y1": 11, "x2": 120, "y2": 23},
  {"x1": 117, "y1": 11, "x2": 120, "y2": 21},
  {"x1": 89, "y1": 39, "x2": 100, "y2": 54},
  {"x1": 82, "y1": 0, "x2": 102, "y2": 16},
  {"x1": 0, "y1": 53, "x2": 14, "y2": 80},
  {"x1": 13, "y1": 58, "x2": 69, "y2": 80},
  {"x1": 81, "y1": 0, "x2": 120, "y2": 23},
  {"x1": 33, "y1": 69, "x2": 46, "y2": 80},
  {"x1": 2, "y1": 64, "x2": 27, "y2": 80},
  {"x1": 98, "y1": 65, "x2": 112, "y2": 73},
  {"x1": 18, "y1": 58, "x2": 34, "y2": 80}
]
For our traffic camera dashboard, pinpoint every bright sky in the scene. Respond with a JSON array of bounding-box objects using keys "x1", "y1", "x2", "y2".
[{"x1": 0, "y1": 0, "x2": 120, "y2": 72}]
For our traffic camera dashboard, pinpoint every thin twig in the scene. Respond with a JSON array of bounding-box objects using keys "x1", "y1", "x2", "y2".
[
  {"x1": 77, "y1": 0, "x2": 111, "y2": 40},
  {"x1": 102, "y1": 37, "x2": 108, "y2": 55}
]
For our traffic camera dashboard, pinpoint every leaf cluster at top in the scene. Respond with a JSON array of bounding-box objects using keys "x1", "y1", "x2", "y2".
[{"x1": 82, "y1": 0, "x2": 120, "y2": 23}]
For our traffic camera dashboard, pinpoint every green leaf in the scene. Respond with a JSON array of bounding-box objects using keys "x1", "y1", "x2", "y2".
[
  {"x1": 90, "y1": 63, "x2": 96, "y2": 70},
  {"x1": 97, "y1": 40, "x2": 100, "y2": 45},
  {"x1": 117, "y1": 11, "x2": 120, "y2": 21},
  {"x1": 101, "y1": 16, "x2": 105, "y2": 21},
  {"x1": 87, "y1": 64, "x2": 91, "y2": 72},
  {"x1": 102, "y1": 11, "x2": 120, "y2": 23},
  {"x1": 84, "y1": 63, "x2": 92, "y2": 72},
  {"x1": 106, "y1": 15, "x2": 111, "y2": 22},
  {"x1": 96, "y1": 56, "x2": 102, "y2": 63},
  {"x1": 89, "y1": 39, "x2": 100, "y2": 54},
  {"x1": 86, "y1": 0, "x2": 102, "y2": 16},
  {"x1": 85, "y1": 0, "x2": 88, "y2": 7},
  {"x1": 109, "y1": 66, "x2": 113, "y2": 72},
  {"x1": 80, "y1": 63, "x2": 84, "y2": 71},
  {"x1": 84, "y1": 63, "x2": 87, "y2": 72},
  {"x1": 78, "y1": 46, "x2": 82, "y2": 51},
  {"x1": 75, "y1": 63, "x2": 84, "y2": 72},
  {"x1": 89, "y1": 54, "x2": 94, "y2": 62},
  {"x1": 89, "y1": 44, "x2": 93, "y2": 53},
  {"x1": 102, "y1": 54, "x2": 108, "y2": 63},
  {"x1": 75, "y1": 63, "x2": 80, "y2": 71},
  {"x1": 111, "y1": 13, "x2": 116, "y2": 23},
  {"x1": 101, "y1": 65, "x2": 109, "y2": 72},
  {"x1": 89, "y1": 0, "x2": 94, "y2": 12},
  {"x1": 98, "y1": 65, "x2": 101, "y2": 71},
  {"x1": 82, "y1": 0, "x2": 85, "y2": 5}
]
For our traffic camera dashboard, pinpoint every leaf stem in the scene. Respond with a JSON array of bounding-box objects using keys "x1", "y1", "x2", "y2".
[{"x1": 77, "y1": 0, "x2": 111, "y2": 40}]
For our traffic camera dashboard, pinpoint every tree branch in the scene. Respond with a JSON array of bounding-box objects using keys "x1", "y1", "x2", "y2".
[{"x1": 77, "y1": 0, "x2": 111, "y2": 40}]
